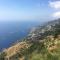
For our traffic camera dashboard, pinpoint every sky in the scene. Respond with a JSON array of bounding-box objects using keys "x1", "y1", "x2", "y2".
[{"x1": 0, "y1": 0, "x2": 60, "y2": 21}]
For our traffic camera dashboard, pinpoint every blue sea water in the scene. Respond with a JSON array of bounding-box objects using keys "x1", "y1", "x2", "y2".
[{"x1": 0, "y1": 21, "x2": 43, "y2": 51}]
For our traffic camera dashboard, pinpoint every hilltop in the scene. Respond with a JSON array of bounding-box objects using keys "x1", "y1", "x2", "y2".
[{"x1": 0, "y1": 18, "x2": 60, "y2": 60}]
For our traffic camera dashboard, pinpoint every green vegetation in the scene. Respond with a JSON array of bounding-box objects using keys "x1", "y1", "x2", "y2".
[
  {"x1": 9, "y1": 36, "x2": 60, "y2": 60},
  {"x1": 21, "y1": 36, "x2": 60, "y2": 60},
  {"x1": 0, "y1": 52, "x2": 6, "y2": 60}
]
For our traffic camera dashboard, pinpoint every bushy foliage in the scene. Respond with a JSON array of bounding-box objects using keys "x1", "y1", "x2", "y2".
[{"x1": 0, "y1": 52, "x2": 6, "y2": 60}]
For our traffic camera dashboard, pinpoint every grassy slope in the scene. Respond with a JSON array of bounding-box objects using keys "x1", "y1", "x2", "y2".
[
  {"x1": 0, "y1": 36, "x2": 60, "y2": 60},
  {"x1": 0, "y1": 35, "x2": 60, "y2": 60},
  {"x1": 28, "y1": 36, "x2": 60, "y2": 60},
  {"x1": 11, "y1": 35, "x2": 60, "y2": 60}
]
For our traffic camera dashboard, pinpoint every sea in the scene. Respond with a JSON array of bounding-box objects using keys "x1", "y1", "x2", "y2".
[{"x1": 0, "y1": 20, "x2": 43, "y2": 51}]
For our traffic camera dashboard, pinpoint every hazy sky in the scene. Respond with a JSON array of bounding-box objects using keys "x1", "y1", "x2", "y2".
[{"x1": 0, "y1": 0, "x2": 60, "y2": 21}]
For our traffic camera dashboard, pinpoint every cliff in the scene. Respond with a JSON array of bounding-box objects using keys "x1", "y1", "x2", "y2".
[{"x1": 0, "y1": 18, "x2": 60, "y2": 60}]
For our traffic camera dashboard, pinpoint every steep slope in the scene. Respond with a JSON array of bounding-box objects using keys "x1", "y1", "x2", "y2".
[
  {"x1": 2, "y1": 35, "x2": 60, "y2": 60},
  {"x1": 27, "y1": 18, "x2": 60, "y2": 41},
  {"x1": 0, "y1": 18, "x2": 60, "y2": 60}
]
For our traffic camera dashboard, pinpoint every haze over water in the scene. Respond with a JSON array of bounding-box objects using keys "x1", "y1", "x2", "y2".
[
  {"x1": 0, "y1": 21, "x2": 43, "y2": 51},
  {"x1": 0, "y1": 0, "x2": 60, "y2": 51}
]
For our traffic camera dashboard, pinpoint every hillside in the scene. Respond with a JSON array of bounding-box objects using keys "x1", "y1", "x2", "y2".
[{"x1": 0, "y1": 18, "x2": 60, "y2": 60}]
